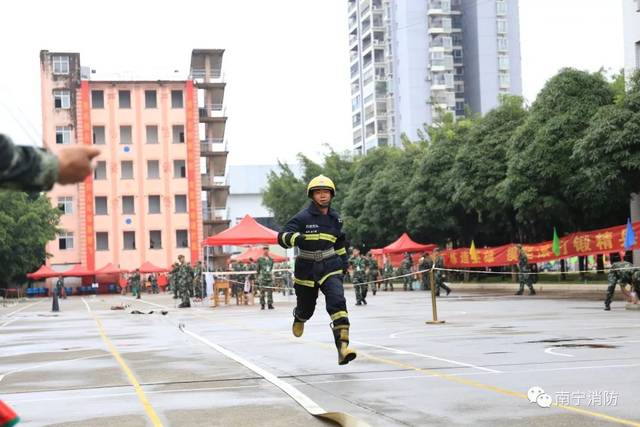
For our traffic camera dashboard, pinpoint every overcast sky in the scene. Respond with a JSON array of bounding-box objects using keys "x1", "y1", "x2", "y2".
[{"x1": 0, "y1": 0, "x2": 624, "y2": 166}]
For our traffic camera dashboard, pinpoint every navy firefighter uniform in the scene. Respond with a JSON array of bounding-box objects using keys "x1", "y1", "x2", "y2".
[{"x1": 277, "y1": 175, "x2": 357, "y2": 365}]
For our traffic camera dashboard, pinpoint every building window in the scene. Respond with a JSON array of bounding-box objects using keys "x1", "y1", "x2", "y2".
[
  {"x1": 171, "y1": 90, "x2": 184, "y2": 108},
  {"x1": 148, "y1": 195, "x2": 161, "y2": 214},
  {"x1": 58, "y1": 231, "x2": 74, "y2": 250},
  {"x1": 498, "y1": 55, "x2": 510, "y2": 70},
  {"x1": 146, "y1": 125, "x2": 158, "y2": 144},
  {"x1": 172, "y1": 125, "x2": 185, "y2": 143},
  {"x1": 55, "y1": 126, "x2": 72, "y2": 145},
  {"x1": 53, "y1": 55, "x2": 70, "y2": 74},
  {"x1": 121, "y1": 161, "x2": 134, "y2": 179},
  {"x1": 96, "y1": 232, "x2": 109, "y2": 251},
  {"x1": 175, "y1": 195, "x2": 187, "y2": 213},
  {"x1": 496, "y1": 0, "x2": 507, "y2": 15},
  {"x1": 120, "y1": 125, "x2": 132, "y2": 144},
  {"x1": 95, "y1": 196, "x2": 108, "y2": 215},
  {"x1": 145, "y1": 90, "x2": 157, "y2": 108},
  {"x1": 176, "y1": 230, "x2": 189, "y2": 248},
  {"x1": 123, "y1": 231, "x2": 136, "y2": 250},
  {"x1": 497, "y1": 19, "x2": 507, "y2": 34},
  {"x1": 147, "y1": 160, "x2": 160, "y2": 179},
  {"x1": 149, "y1": 230, "x2": 162, "y2": 249},
  {"x1": 93, "y1": 126, "x2": 106, "y2": 145},
  {"x1": 122, "y1": 196, "x2": 135, "y2": 214},
  {"x1": 119, "y1": 90, "x2": 131, "y2": 109},
  {"x1": 94, "y1": 161, "x2": 107, "y2": 180},
  {"x1": 499, "y1": 72, "x2": 511, "y2": 88},
  {"x1": 91, "y1": 90, "x2": 104, "y2": 109},
  {"x1": 57, "y1": 196, "x2": 73, "y2": 215},
  {"x1": 53, "y1": 90, "x2": 71, "y2": 109},
  {"x1": 497, "y1": 37, "x2": 508, "y2": 52},
  {"x1": 173, "y1": 160, "x2": 186, "y2": 178}
]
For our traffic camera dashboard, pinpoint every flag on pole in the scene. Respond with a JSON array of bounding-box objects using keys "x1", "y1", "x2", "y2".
[
  {"x1": 552, "y1": 227, "x2": 561, "y2": 256},
  {"x1": 624, "y1": 218, "x2": 636, "y2": 250},
  {"x1": 470, "y1": 240, "x2": 479, "y2": 262}
]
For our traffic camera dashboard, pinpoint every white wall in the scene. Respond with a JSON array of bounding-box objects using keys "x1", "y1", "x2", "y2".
[{"x1": 623, "y1": 0, "x2": 640, "y2": 77}]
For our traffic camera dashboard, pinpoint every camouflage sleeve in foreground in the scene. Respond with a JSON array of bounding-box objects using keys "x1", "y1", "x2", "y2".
[{"x1": 0, "y1": 134, "x2": 59, "y2": 192}]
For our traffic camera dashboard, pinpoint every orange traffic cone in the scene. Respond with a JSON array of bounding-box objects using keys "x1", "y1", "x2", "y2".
[{"x1": 0, "y1": 400, "x2": 20, "y2": 427}]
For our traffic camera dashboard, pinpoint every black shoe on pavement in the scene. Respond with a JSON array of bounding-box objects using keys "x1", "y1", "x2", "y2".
[
  {"x1": 530, "y1": 289, "x2": 536, "y2": 295},
  {"x1": 268, "y1": 304, "x2": 274, "y2": 309},
  {"x1": 446, "y1": 289, "x2": 451, "y2": 296},
  {"x1": 515, "y1": 291, "x2": 523, "y2": 295},
  {"x1": 362, "y1": 298, "x2": 367, "y2": 305},
  {"x1": 604, "y1": 305, "x2": 611, "y2": 311},
  {"x1": 178, "y1": 302, "x2": 191, "y2": 308},
  {"x1": 261, "y1": 304, "x2": 265, "y2": 310},
  {"x1": 356, "y1": 301, "x2": 362, "y2": 306}
]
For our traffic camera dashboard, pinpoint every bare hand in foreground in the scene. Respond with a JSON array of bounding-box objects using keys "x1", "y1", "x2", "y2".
[{"x1": 57, "y1": 146, "x2": 101, "y2": 185}]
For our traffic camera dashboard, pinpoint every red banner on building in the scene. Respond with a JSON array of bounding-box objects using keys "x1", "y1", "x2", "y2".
[{"x1": 442, "y1": 221, "x2": 640, "y2": 268}]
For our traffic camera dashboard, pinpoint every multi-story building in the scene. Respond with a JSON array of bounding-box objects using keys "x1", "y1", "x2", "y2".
[
  {"x1": 347, "y1": 0, "x2": 522, "y2": 153},
  {"x1": 40, "y1": 49, "x2": 229, "y2": 272},
  {"x1": 623, "y1": 0, "x2": 640, "y2": 77}
]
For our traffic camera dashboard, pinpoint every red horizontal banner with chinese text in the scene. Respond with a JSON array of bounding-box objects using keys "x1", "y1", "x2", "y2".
[{"x1": 442, "y1": 221, "x2": 640, "y2": 268}]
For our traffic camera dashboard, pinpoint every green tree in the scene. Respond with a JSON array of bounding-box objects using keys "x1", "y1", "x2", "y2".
[
  {"x1": 502, "y1": 68, "x2": 615, "y2": 241},
  {"x1": 0, "y1": 192, "x2": 60, "y2": 287}
]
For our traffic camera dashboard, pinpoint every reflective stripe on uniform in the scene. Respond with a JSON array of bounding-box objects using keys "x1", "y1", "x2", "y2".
[
  {"x1": 318, "y1": 269, "x2": 343, "y2": 285},
  {"x1": 290, "y1": 232, "x2": 301, "y2": 246},
  {"x1": 330, "y1": 310, "x2": 348, "y2": 321},
  {"x1": 294, "y1": 277, "x2": 315, "y2": 287},
  {"x1": 303, "y1": 233, "x2": 337, "y2": 243},
  {"x1": 335, "y1": 247, "x2": 347, "y2": 256}
]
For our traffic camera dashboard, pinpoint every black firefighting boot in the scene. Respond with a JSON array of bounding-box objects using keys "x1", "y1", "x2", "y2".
[
  {"x1": 332, "y1": 324, "x2": 357, "y2": 365},
  {"x1": 292, "y1": 308, "x2": 305, "y2": 337}
]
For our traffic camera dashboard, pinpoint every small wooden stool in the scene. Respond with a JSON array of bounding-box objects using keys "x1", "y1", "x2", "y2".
[{"x1": 212, "y1": 279, "x2": 231, "y2": 307}]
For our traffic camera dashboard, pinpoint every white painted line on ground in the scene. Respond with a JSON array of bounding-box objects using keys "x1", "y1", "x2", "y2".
[
  {"x1": 1, "y1": 300, "x2": 44, "y2": 319},
  {"x1": 0, "y1": 318, "x2": 18, "y2": 329},
  {"x1": 353, "y1": 341, "x2": 503, "y2": 373},
  {"x1": 544, "y1": 347, "x2": 575, "y2": 358},
  {"x1": 0, "y1": 354, "x2": 109, "y2": 384}
]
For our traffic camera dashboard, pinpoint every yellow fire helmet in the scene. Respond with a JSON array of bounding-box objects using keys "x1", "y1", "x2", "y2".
[{"x1": 307, "y1": 175, "x2": 336, "y2": 198}]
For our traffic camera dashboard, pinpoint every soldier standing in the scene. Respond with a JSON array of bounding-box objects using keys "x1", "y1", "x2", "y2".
[
  {"x1": 55, "y1": 276, "x2": 67, "y2": 299},
  {"x1": 277, "y1": 175, "x2": 356, "y2": 365},
  {"x1": 256, "y1": 245, "x2": 275, "y2": 310},
  {"x1": 515, "y1": 244, "x2": 536, "y2": 295},
  {"x1": 350, "y1": 248, "x2": 368, "y2": 305},
  {"x1": 169, "y1": 263, "x2": 180, "y2": 299},
  {"x1": 150, "y1": 274, "x2": 159, "y2": 294},
  {"x1": 130, "y1": 269, "x2": 142, "y2": 299},
  {"x1": 433, "y1": 248, "x2": 451, "y2": 296},
  {"x1": 367, "y1": 252, "x2": 380, "y2": 295},
  {"x1": 604, "y1": 260, "x2": 640, "y2": 310},
  {"x1": 400, "y1": 252, "x2": 414, "y2": 291},
  {"x1": 418, "y1": 252, "x2": 434, "y2": 291},
  {"x1": 193, "y1": 261, "x2": 203, "y2": 300},
  {"x1": 382, "y1": 256, "x2": 394, "y2": 291},
  {"x1": 177, "y1": 255, "x2": 192, "y2": 308}
]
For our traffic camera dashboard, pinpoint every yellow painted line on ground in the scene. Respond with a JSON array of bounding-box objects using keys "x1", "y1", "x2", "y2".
[
  {"x1": 167, "y1": 303, "x2": 640, "y2": 427},
  {"x1": 82, "y1": 298, "x2": 163, "y2": 427}
]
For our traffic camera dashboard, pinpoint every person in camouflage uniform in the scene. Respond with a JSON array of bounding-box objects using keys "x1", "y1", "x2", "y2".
[
  {"x1": 230, "y1": 262, "x2": 243, "y2": 297},
  {"x1": 366, "y1": 252, "x2": 380, "y2": 295},
  {"x1": 605, "y1": 260, "x2": 640, "y2": 310},
  {"x1": 193, "y1": 261, "x2": 203, "y2": 300},
  {"x1": 382, "y1": 256, "x2": 394, "y2": 291},
  {"x1": 169, "y1": 263, "x2": 180, "y2": 299},
  {"x1": 515, "y1": 244, "x2": 536, "y2": 296},
  {"x1": 400, "y1": 252, "x2": 414, "y2": 291},
  {"x1": 418, "y1": 252, "x2": 434, "y2": 291},
  {"x1": 150, "y1": 274, "x2": 159, "y2": 294},
  {"x1": 433, "y1": 248, "x2": 451, "y2": 296},
  {"x1": 256, "y1": 246, "x2": 275, "y2": 310},
  {"x1": 0, "y1": 133, "x2": 99, "y2": 191},
  {"x1": 130, "y1": 269, "x2": 142, "y2": 299},
  {"x1": 349, "y1": 248, "x2": 368, "y2": 305},
  {"x1": 177, "y1": 255, "x2": 193, "y2": 308},
  {"x1": 55, "y1": 276, "x2": 67, "y2": 299}
]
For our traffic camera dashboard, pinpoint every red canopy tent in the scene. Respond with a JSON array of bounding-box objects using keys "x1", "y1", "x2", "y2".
[
  {"x1": 27, "y1": 265, "x2": 59, "y2": 280},
  {"x1": 203, "y1": 214, "x2": 278, "y2": 246},
  {"x1": 139, "y1": 261, "x2": 169, "y2": 274},
  {"x1": 94, "y1": 263, "x2": 124, "y2": 275},
  {"x1": 382, "y1": 233, "x2": 436, "y2": 254},
  {"x1": 61, "y1": 264, "x2": 95, "y2": 277},
  {"x1": 231, "y1": 246, "x2": 288, "y2": 263}
]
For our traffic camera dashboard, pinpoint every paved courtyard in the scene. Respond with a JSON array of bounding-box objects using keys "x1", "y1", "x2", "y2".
[{"x1": 1, "y1": 285, "x2": 638, "y2": 426}]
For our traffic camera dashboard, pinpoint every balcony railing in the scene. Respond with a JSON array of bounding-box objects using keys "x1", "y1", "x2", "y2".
[
  {"x1": 190, "y1": 68, "x2": 223, "y2": 82},
  {"x1": 428, "y1": 0, "x2": 451, "y2": 13},
  {"x1": 200, "y1": 139, "x2": 227, "y2": 153},
  {"x1": 202, "y1": 207, "x2": 229, "y2": 222},
  {"x1": 201, "y1": 175, "x2": 228, "y2": 187},
  {"x1": 199, "y1": 104, "x2": 226, "y2": 119}
]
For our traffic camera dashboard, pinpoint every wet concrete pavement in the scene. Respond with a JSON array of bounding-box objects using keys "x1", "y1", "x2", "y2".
[{"x1": 1, "y1": 285, "x2": 638, "y2": 426}]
